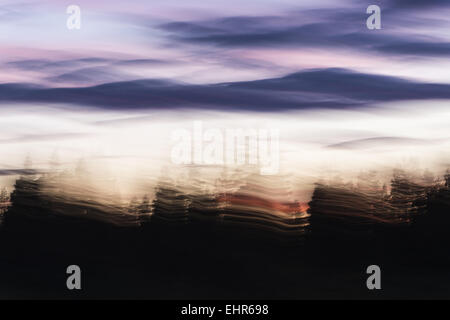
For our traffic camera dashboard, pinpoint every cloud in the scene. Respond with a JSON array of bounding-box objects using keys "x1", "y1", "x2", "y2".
[
  {"x1": 0, "y1": 133, "x2": 91, "y2": 144},
  {"x1": 4, "y1": 57, "x2": 174, "y2": 86},
  {"x1": 228, "y1": 68, "x2": 450, "y2": 101},
  {"x1": 1, "y1": 68, "x2": 450, "y2": 111},
  {"x1": 387, "y1": 0, "x2": 450, "y2": 9},
  {"x1": 0, "y1": 169, "x2": 43, "y2": 176},
  {"x1": 375, "y1": 42, "x2": 450, "y2": 56},
  {"x1": 6, "y1": 58, "x2": 170, "y2": 72},
  {"x1": 6, "y1": 58, "x2": 111, "y2": 72},
  {"x1": 157, "y1": 6, "x2": 450, "y2": 58},
  {"x1": 326, "y1": 136, "x2": 431, "y2": 150},
  {"x1": 45, "y1": 67, "x2": 132, "y2": 85}
]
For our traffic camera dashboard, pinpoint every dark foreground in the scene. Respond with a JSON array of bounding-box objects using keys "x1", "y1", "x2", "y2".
[
  {"x1": 0, "y1": 175, "x2": 449, "y2": 299},
  {"x1": 1, "y1": 214, "x2": 449, "y2": 299}
]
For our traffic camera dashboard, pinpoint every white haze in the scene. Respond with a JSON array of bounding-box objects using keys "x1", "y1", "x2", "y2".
[{"x1": 0, "y1": 100, "x2": 449, "y2": 203}]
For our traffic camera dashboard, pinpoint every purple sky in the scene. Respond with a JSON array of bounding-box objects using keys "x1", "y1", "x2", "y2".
[{"x1": 1, "y1": 0, "x2": 450, "y2": 110}]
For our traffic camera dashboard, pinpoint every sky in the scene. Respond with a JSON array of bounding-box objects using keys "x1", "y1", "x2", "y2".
[
  {"x1": 1, "y1": 0, "x2": 450, "y2": 91},
  {"x1": 0, "y1": 0, "x2": 450, "y2": 200}
]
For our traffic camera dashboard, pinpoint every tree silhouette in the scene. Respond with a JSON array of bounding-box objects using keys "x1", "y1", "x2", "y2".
[{"x1": 0, "y1": 187, "x2": 9, "y2": 202}]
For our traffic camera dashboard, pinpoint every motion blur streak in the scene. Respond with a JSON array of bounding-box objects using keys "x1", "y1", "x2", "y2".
[{"x1": 0, "y1": 99, "x2": 448, "y2": 231}]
